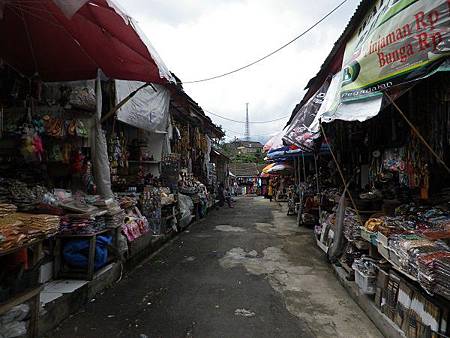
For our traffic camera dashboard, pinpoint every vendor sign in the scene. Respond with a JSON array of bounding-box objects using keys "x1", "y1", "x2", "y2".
[
  {"x1": 286, "y1": 0, "x2": 450, "y2": 147},
  {"x1": 340, "y1": 0, "x2": 450, "y2": 103}
]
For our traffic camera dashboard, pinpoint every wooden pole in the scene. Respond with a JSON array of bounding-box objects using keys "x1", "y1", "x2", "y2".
[
  {"x1": 100, "y1": 83, "x2": 153, "y2": 124},
  {"x1": 385, "y1": 92, "x2": 450, "y2": 174},
  {"x1": 320, "y1": 123, "x2": 363, "y2": 226}
]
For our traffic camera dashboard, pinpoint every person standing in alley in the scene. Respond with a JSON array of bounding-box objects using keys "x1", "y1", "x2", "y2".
[
  {"x1": 268, "y1": 179, "x2": 273, "y2": 202},
  {"x1": 225, "y1": 187, "x2": 234, "y2": 208},
  {"x1": 218, "y1": 183, "x2": 225, "y2": 207}
]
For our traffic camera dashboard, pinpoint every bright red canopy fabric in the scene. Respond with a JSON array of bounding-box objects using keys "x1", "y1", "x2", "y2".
[{"x1": 0, "y1": 0, "x2": 173, "y2": 83}]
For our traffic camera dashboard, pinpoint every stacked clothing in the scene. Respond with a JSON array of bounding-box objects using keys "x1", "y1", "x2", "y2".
[
  {"x1": 60, "y1": 214, "x2": 106, "y2": 234},
  {"x1": 0, "y1": 212, "x2": 60, "y2": 252},
  {"x1": 0, "y1": 185, "x2": 10, "y2": 203},
  {"x1": 0, "y1": 204, "x2": 17, "y2": 217},
  {"x1": 389, "y1": 235, "x2": 434, "y2": 273},
  {"x1": 343, "y1": 208, "x2": 361, "y2": 241},
  {"x1": 0, "y1": 178, "x2": 48, "y2": 211},
  {"x1": 16, "y1": 213, "x2": 60, "y2": 237},
  {"x1": 118, "y1": 196, "x2": 137, "y2": 210},
  {"x1": 418, "y1": 251, "x2": 450, "y2": 300},
  {"x1": 105, "y1": 208, "x2": 125, "y2": 229},
  {"x1": 0, "y1": 220, "x2": 26, "y2": 252},
  {"x1": 433, "y1": 255, "x2": 450, "y2": 299}
]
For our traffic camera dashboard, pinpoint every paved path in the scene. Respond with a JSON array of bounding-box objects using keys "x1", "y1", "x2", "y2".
[{"x1": 48, "y1": 196, "x2": 383, "y2": 338}]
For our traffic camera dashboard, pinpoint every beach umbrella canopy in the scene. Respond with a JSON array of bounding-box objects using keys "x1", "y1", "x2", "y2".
[
  {"x1": 262, "y1": 163, "x2": 276, "y2": 174},
  {"x1": 263, "y1": 130, "x2": 285, "y2": 152},
  {"x1": 267, "y1": 163, "x2": 293, "y2": 175},
  {"x1": 0, "y1": 0, "x2": 173, "y2": 83}
]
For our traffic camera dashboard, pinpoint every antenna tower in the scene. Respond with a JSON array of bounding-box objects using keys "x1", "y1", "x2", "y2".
[{"x1": 245, "y1": 103, "x2": 250, "y2": 141}]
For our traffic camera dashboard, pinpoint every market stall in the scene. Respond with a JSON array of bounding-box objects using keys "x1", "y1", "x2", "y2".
[
  {"x1": 307, "y1": 77, "x2": 450, "y2": 338},
  {"x1": 0, "y1": 0, "x2": 175, "y2": 335}
]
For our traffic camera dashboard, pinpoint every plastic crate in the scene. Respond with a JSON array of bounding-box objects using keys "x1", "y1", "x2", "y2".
[{"x1": 354, "y1": 267, "x2": 377, "y2": 294}]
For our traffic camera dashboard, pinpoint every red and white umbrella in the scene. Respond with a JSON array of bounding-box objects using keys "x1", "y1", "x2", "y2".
[{"x1": 0, "y1": 0, "x2": 173, "y2": 83}]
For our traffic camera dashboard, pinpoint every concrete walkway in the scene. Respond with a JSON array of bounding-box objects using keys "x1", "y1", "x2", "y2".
[{"x1": 47, "y1": 196, "x2": 383, "y2": 338}]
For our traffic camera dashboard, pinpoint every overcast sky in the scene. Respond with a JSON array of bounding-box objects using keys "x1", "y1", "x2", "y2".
[{"x1": 121, "y1": 0, "x2": 361, "y2": 142}]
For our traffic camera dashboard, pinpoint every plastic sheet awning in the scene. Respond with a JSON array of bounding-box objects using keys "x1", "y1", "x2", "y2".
[
  {"x1": 115, "y1": 81, "x2": 171, "y2": 133},
  {"x1": 0, "y1": 0, "x2": 174, "y2": 83},
  {"x1": 266, "y1": 144, "x2": 331, "y2": 161}
]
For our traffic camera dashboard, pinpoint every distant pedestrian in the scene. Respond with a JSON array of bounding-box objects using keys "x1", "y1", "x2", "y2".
[
  {"x1": 218, "y1": 183, "x2": 225, "y2": 207},
  {"x1": 268, "y1": 180, "x2": 273, "y2": 202},
  {"x1": 225, "y1": 188, "x2": 234, "y2": 208}
]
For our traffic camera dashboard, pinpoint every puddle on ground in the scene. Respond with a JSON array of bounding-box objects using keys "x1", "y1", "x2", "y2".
[
  {"x1": 214, "y1": 225, "x2": 246, "y2": 232},
  {"x1": 254, "y1": 222, "x2": 300, "y2": 236}
]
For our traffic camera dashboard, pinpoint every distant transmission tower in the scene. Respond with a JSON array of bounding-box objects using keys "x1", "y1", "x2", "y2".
[{"x1": 245, "y1": 103, "x2": 250, "y2": 141}]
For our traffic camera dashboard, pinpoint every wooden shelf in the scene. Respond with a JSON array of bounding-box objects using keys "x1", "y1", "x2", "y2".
[
  {"x1": 0, "y1": 286, "x2": 43, "y2": 315},
  {"x1": 0, "y1": 238, "x2": 45, "y2": 258}
]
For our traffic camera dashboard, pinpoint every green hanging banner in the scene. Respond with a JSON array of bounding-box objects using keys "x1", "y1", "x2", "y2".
[{"x1": 340, "y1": 0, "x2": 450, "y2": 103}]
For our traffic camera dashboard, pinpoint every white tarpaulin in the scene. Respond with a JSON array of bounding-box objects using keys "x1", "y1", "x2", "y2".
[
  {"x1": 263, "y1": 130, "x2": 285, "y2": 152},
  {"x1": 115, "y1": 81, "x2": 170, "y2": 133},
  {"x1": 52, "y1": 0, "x2": 88, "y2": 17},
  {"x1": 92, "y1": 74, "x2": 113, "y2": 198},
  {"x1": 312, "y1": 71, "x2": 383, "y2": 130}
]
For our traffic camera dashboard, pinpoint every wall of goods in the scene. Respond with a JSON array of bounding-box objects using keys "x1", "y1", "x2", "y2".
[
  {"x1": 300, "y1": 77, "x2": 450, "y2": 338},
  {"x1": 0, "y1": 67, "x2": 222, "y2": 336}
]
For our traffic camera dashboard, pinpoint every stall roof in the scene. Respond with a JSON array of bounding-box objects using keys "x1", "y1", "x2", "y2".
[
  {"x1": 170, "y1": 73, "x2": 225, "y2": 139},
  {"x1": 0, "y1": 0, "x2": 173, "y2": 83},
  {"x1": 229, "y1": 163, "x2": 259, "y2": 178}
]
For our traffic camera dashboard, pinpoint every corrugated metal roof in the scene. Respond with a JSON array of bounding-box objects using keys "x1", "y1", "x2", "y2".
[{"x1": 229, "y1": 163, "x2": 259, "y2": 177}]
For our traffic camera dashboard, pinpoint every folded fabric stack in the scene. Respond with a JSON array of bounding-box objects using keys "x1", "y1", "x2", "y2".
[
  {"x1": 390, "y1": 235, "x2": 433, "y2": 270},
  {"x1": 343, "y1": 208, "x2": 361, "y2": 241},
  {"x1": 0, "y1": 211, "x2": 60, "y2": 252},
  {"x1": 0, "y1": 204, "x2": 17, "y2": 217},
  {"x1": 118, "y1": 196, "x2": 137, "y2": 210},
  {"x1": 408, "y1": 245, "x2": 442, "y2": 277},
  {"x1": 8, "y1": 181, "x2": 37, "y2": 211},
  {"x1": 0, "y1": 220, "x2": 26, "y2": 252},
  {"x1": 94, "y1": 215, "x2": 106, "y2": 232},
  {"x1": 60, "y1": 215, "x2": 95, "y2": 234},
  {"x1": 418, "y1": 251, "x2": 450, "y2": 300},
  {"x1": 16, "y1": 213, "x2": 60, "y2": 237},
  {"x1": 0, "y1": 179, "x2": 48, "y2": 212},
  {"x1": 105, "y1": 208, "x2": 125, "y2": 229},
  {"x1": 433, "y1": 255, "x2": 450, "y2": 300},
  {"x1": 0, "y1": 185, "x2": 10, "y2": 203},
  {"x1": 60, "y1": 214, "x2": 106, "y2": 235}
]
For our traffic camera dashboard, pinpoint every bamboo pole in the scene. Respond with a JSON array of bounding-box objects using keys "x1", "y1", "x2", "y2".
[
  {"x1": 385, "y1": 92, "x2": 450, "y2": 175},
  {"x1": 320, "y1": 123, "x2": 363, "y2": 226}
]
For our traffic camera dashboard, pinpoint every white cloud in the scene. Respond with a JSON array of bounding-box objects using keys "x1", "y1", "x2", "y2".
[{"x1": 120, "y1": 0, "x2": 361, "y2": 141}]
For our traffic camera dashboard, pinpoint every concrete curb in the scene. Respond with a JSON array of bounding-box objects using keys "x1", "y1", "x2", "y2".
[{"x1": 332, "y1": 264, "x2": 406, "y2": 338}]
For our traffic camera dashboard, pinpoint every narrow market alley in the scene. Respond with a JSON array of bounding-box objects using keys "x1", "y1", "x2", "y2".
[{"x1": 48, "y1": 196, "x2": 382, "y2": 338}]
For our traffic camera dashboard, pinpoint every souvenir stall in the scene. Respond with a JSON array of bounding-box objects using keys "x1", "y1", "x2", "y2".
[
  {"x1": 264, "y1": 145, "x2": 332, "y2": 223},
  {"x1": 0, "y1": 0, "x2": 175, "y2": 334},
  {"x1": 169, "y1": 87, "x2": 224, "y2": 218},
  {"x1": 310, "y1": 76, "x2": 450, "y2": 338},
  {"x1": 102, "y1": 80, "x2": 179, "y2": 250},
  {"x1": 0, "y1": 69, "x2": 124, "y2": 337}
]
